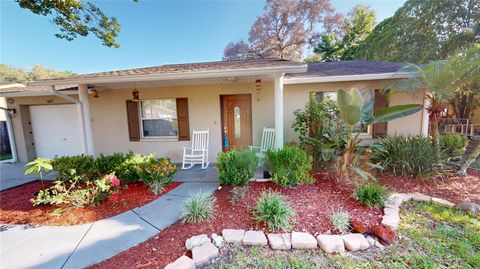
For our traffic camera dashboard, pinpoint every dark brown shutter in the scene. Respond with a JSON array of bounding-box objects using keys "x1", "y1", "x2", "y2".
[
  {"x1": 176, "y1": 98, "x2": 190, "y2": 141},
  {"x1": 315, "y1": 91, "x2": 324, "y2": 102},
  {"x1": 372, "y1": 89, "x2": 389, "y2": 138},
  {"x1": 126, "y1": 100, "x2": 140, "y2": 141}
]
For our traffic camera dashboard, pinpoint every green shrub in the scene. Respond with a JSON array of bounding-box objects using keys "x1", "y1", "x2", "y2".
[
  {"x1": 439, "y1": 133, "x2": 468, "y2": 161},
  {"x1": 266, "y1": 147, "x2": 313, "y2": 187},
  {"x1": 370, "y1": 136, "x2": 441, "y2": 178},
  {"x1": 217, "y1": 149, "x2": 258, "y2": 186},
  {"x1": 95, "y1": 152, "x2": 145, "y2": 184},
  {"x1": 32, "y1": 173, "x2": 120, "y2": 207},
  {"x1": 330, "y1": 210, "x2": 350, "y2": 234},
  {"x1": 138, "y1": 155, "x2": 176, "y2": 193},
  {"x1": 252, "y1": 190, "x2": 295, "y2": 232},
  {"x1": 180, "y1": 193, "x2": 216, "y2": 224},
  {"x1": 51, "y1": 155, "x2": 97, "y2": 182},
  {"x1": 96, "y1": 152, "x2": 127, "y2": 174},
  {"x1": 354, "y1": 182, "x2": 387, "y2": 207}
]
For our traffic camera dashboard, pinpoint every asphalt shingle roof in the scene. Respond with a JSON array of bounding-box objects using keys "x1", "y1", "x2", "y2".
[{"x1": 285, "y1": 60, "x2": 405, "y2": 78}]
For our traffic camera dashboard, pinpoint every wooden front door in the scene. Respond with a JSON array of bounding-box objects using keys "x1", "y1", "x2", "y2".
[{"x1": 221, "y1": 94, "x2": 252, "y2": 151}]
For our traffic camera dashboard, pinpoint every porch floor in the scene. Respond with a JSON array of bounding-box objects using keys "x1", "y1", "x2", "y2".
[{"x1": 173, "y1": 163, "x2": 219, "y2": 182}]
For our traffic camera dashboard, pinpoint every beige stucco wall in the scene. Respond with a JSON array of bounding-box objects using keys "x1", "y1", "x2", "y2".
[
  {"x1": 8, "y1": 79, "x2": 427, "y2": 163},
  {"x1": 89, "y1": 82, "x2": 275, "y2": 163}
]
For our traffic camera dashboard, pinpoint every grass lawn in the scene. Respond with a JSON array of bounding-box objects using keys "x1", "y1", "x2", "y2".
[
  {"x1": 471, "y1": 158, "x2": 480, "y2": 169},
  {"x1": 212, "y1": 202, "x2": 480, "y2": 269},
  {"x1": 0, "y1": 153, "x2": 12, "y2": 161}
]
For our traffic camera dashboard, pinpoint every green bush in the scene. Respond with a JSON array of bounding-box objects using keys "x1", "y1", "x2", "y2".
[
  {"x1": 354, "y1": 182, "x2": 387, "y2": 207},
  {"x1": 217, "y1": 149, "x2": 258, "y2": 186},
  {"x1": 96, "y1": 152, "x2": 127, "y2": 174},
  {"x1": 180, "y1": 193, "x2": 216, "y2": 224},
  {"x1": 51, "y1": 155, "x2": 97, "y2": 182},
  {"x1": 370, "y1": 136, "x2": 441, "y2": 178},
  {"x1": 138, "y1": 155, "x2": 177, "y2": 193},
  {"x1": 95, "y1": 152, "x2": 145, "y2": 184},
  {"x1": 266, "y1": 147, "x2": 313, "y2": 187},
  {"x1": 252, "y1": 190, "x2": 295, "y2": 232},
  {"x1": 439, "y1": 133, "x2": 468, "y2": 161},
  {"x1": 330, "y1": 210, "x2": 350, "y2": 234}
]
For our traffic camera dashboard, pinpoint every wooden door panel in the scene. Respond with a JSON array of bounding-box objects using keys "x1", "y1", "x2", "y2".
[{"x1": 221, "y1": 94, "x2": 252, "y2": 151}]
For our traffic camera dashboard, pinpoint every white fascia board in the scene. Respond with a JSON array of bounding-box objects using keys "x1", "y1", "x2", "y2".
[
  {"x1": 0, "y1": 90, "x2": 78, "y2": 98},
  {"x1": 30, "y1": 65, "x2": 308, "y2": 86},
  {"x1": 284, "y1": 72, "x2": 415, "y2": 84}
]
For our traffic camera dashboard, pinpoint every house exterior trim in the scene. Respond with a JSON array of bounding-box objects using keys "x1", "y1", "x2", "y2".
[{"x1": 284, "y1": 72, "x2": 414, "y2": 84}]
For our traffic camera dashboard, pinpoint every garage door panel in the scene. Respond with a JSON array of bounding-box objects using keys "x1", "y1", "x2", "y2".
[{"x1": 30, "y1": 105, "x2": 84, "y2": 159}]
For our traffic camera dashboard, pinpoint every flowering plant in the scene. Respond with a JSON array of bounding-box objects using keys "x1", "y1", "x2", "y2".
[{"x1": 138, "y1": 156, "x2": 176, "y2": 194}]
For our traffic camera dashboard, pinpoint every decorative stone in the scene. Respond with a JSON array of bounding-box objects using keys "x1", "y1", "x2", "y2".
[
  {"x1": 455, "y1": 202, "x2": 480, "y2": 215},
  {"x1": 222, "y1": 229, "x2": 245, "y2": 244},
  {"x1": 185, "y1": 234, "x2": 210, "y2": 250},
  {"x1": 410, "y1": 194, "x2": 432, "y2": 202},
  {"x1": 211, "y1": 233, "x2": 225, "y2": 248},
  {"x1": 242, "y1": 230, "x2": 268, "y2": 246},
  {"x1": 350, "y1": 219, "x2": 369, "y2": 234},
  {"x1": 390, "y1": 193, "x2": 411, "y2": 203},
  {"x1": 383, "y1": 207, "x2": 399, "y2": 217},
  {"x1": 316, "y1": 234, "x2": 345, "y2": 253},
  {"x1": 267, "y1": 233, "x2": 292, "y2": 250},
  {"x1": 291, "y1": 231, "x2": 317, "y2": 249},
  {"x1": 381, "y1": 214, "x2": 400, "y2": 230},
  {"x1": 165, "y1": 255, "x2": 195, "y2": 269},
  {"x1": 431, "y1": 197, "x2": 455, "y2": 207},
  {"x1": 192, "y1": 242, "x2": 219, "y2": 267},
  {"x1": 366, "y1": 235, "x2": 376, "y2": 247},
  {"x1": 371, "y1": 224, "x2": 395, "y2": 245},
  {"x1": 341, "y1": 233, "x2": 370, "y2": 251}
]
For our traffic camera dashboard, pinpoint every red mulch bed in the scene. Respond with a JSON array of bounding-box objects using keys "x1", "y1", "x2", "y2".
[
  {"x1": 90, "y1": 174, "x2": 383, "y2": 269},
  {"x1": 378, "y1": 168, "x2": 480, "y2": 204},
  {"x1": 0, "y1": 181, "x2": 181, "y2": 226}
]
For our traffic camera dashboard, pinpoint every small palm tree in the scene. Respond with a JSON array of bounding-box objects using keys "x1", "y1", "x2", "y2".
[
  {"x1": 393, "y1": 61, "x2": 456, "y2": 149},
  {"x1": 24, "y1": 158, "x2": 53, "y2": 188}
]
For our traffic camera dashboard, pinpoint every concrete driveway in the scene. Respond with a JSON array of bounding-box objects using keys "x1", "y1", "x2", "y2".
[{"x1": 0, "y1": 162, "x2": 56, "y2": 191}]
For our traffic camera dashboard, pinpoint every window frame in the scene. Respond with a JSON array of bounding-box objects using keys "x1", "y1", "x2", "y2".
[{"x1": 138, "y1": 98, "x2": 179, "y2": 139}]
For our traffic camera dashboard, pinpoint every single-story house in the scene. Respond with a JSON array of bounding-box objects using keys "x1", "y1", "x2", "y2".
[{"x1": 0, "y1": 59, "x2": 428, "y2": 163}]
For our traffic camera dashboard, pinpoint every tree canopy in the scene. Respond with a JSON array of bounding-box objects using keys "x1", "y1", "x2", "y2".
[
  {"x1": 223, "y1": 0, "x2": 342, "y2": 61},
  {"x1": 0, "y1": 64, "x2": 75, "y2": 85},
  {"x1": 311, "y1": 5, "x2": 376, "y2": 62},
  {"x1": 354, "y1": 0, "x2": 480, "y2": 63},
  {"x1": 15, "y1": 0, "x2": 124, "y2": 48}
]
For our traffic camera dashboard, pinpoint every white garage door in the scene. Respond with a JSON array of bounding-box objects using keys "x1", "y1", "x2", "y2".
[{"x1": 30, "y1": 104, "x2": 84, "y2": 159}]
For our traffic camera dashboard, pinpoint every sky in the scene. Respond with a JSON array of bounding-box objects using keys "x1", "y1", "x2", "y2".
[{"x1": 1, "y1": 0, "x2": 406, "y2": 74}]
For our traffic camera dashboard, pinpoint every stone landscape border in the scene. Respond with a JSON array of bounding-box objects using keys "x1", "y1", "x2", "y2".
[{"x1": 165, "y1": 193, "x2": 478, "y2": 269}]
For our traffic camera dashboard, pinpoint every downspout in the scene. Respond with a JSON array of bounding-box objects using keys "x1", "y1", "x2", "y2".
[{"x1": 48, "y1": 86, "x2": 89, "y2": 155}]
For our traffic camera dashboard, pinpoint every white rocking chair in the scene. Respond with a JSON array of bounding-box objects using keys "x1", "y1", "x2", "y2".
[
  {"x1": 182, "y1": 129, "x2": 210, "y2": 169},
  {"x1": 249, "y1": 127, "x2": 276, "y2": 166}
]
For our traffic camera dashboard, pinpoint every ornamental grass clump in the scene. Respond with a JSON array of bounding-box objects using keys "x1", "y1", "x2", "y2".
[
  {"x1": 252, "y1": 190, "x2": 295, "y2": 232},
  {"x1": 439, "y1": 133, "x2": 468, "y2": 161},
  {"x1": 370, "y1": 136, "x2": 441, "y2": 178},
  {"x1": 180, "y1": 192, "x2": 216, "y2": 224},
  {"x1": 354, "y1": 182, "x2": 387, "y2": 207},
  {"x1": 330, "y1": 210, "x2": 350, "y2": 234}
]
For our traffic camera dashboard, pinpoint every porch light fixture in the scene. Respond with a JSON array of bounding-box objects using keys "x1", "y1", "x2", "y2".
[
  {"x1": 132, "y1": 82, "x2": 140, "y2": 102},
  {"x1": 90, "y1": 89, "x2": 99, "y2": 98}
]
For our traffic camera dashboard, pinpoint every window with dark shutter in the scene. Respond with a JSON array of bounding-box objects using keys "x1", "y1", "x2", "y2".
[
  {"x1": 372, "y1": 89, "x2": 389, "y2": 138},
  {"x1": 126, "y1": 100, "x2": 140, "y2": 141},
  {"x1": 176, "y1": 98, "x2": 190, "y2": 141}
]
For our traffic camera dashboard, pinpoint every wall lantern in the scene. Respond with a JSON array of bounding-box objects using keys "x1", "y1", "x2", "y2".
[
  {"x1": 90, "y1": 89, "x2": 99, "y2": 98},
  {"x1": 132, "y1": 89, "x2": 140, "y2": 102}
]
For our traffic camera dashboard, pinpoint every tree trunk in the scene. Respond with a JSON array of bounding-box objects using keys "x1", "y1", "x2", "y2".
[{"x1": 457, "y1": 141, "x2": 480, "y2": 176}]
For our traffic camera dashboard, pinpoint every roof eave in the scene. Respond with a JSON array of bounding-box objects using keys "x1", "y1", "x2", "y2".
[
  {"x1": 0, "y1": 90, "x2": 78, "y2": 98},
  {"x1": 30, "y1": 65, "x2": 308, "y2": 86},
  {"x1": 284, "y1": 72, "x2": 415, "y2": 84}
]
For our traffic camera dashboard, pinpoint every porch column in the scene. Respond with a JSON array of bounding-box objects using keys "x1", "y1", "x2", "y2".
[
  {"x1": 274, "y1": 74, "x2": 284, "y2": 149},
  {"x1": 78, "y1": 84, "x2": 95, "y2": 155}
]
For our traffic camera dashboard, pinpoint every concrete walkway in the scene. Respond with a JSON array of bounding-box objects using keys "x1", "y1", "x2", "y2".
[
  {"x1": 0, "y1": 162, "x2": 56, "y2": 191},
  {"x1": 0, "y1": 180, "x2": 219, "y2": 269}
]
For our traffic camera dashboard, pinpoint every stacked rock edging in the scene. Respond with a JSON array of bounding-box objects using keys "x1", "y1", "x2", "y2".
[{"x1": 165, "y1": 192, "x2": 476, "y2": 269}]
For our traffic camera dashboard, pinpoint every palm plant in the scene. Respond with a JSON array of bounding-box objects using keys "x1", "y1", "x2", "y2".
[{"x1": 336, "y1": 88, "x2": 422, "y2": 184}]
